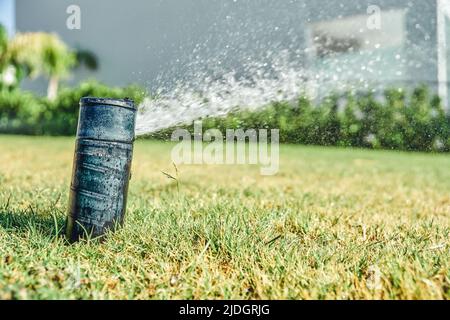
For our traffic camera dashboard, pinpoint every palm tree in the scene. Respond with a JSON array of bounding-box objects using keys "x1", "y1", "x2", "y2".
[
  {"x1": 9, "y1": 32, "x2": 76, "y2": 100},
  {"x1": 42, "y1": 41, "x2": 76, "y2": 100},
  {"x1": 75, "y1": 49, "x2": 98, "y2": 71},
  {"x1": 2, "y1": 30, "x2": 97, "y2": 99}
]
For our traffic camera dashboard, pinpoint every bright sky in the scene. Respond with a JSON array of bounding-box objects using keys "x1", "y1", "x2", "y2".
[{"x1": 0, "y1": 0, "x2": 15, "y2": 36}]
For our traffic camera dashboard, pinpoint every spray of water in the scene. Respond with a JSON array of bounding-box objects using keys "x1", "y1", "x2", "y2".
[
  {"x1": 134, "y1": 0, "x2": 427, "y2": 136},
  {"x1": 135, "y1": 50, "x2": 311, "y2": 136},
  {"x1": 134, "y1": 0, "x2": 319, "y2": 136},
  {"x1": 134, "y1": 49, "x2": 381, "y2": 136}
]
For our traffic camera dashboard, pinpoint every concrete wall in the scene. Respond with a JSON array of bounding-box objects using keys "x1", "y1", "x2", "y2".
[{"x1": 14, "y1": 0, "x2": 440, "y2": 95}]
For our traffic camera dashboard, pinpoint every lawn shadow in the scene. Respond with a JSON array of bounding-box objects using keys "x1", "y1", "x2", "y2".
[{"x1": 0, "y1": 209, "x2": 66, "y2": 239}]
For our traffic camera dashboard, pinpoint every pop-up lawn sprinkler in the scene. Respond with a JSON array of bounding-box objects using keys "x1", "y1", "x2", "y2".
[{"x1": 65, "y1": 97, "x2": 137, "y2": 242}]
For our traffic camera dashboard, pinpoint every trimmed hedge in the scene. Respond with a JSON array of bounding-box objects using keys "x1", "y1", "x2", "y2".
[
  {"x1": 149, "y1": 85, "x2": 450, "y2": 152},
  {"x1": 0, "y1": 80, "x2": 146, "y2": 135},
  {"x1": 1, "y1": 83, "x2": 449, "y2": 152}
]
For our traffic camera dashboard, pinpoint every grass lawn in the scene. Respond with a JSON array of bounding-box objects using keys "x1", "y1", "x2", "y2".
[{"x1": 0, "y1": 135, "x2": 449, "y2": 300}]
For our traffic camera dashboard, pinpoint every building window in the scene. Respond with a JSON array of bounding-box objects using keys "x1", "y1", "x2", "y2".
[
  {"x1": 308, "y1": 9, "x2": 406, "y2": 59},
  {"x1": 304, "y1": 9, "x2": 407, "y2": 95}
]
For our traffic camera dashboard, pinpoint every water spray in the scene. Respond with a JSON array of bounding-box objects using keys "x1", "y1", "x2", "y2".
[{"x1": 65, "y1": 97, "x2": 137, "y2": 242}]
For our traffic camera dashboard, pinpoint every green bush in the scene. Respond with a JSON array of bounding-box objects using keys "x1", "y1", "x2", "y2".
[
  {"x1": 0, "y1": 80, "x2": 146, "y2": 135},
  {"x1": 1, "y1": 82, "x2": 449, "y2": 153},
  {"x1": 167, "y1": 85, "x2": 450, "y2": 153},
  {"x1": 0, "y1": 89, "x2": 45, "y2": 134},
  {"x1": 41, "y1": 80, "x2": 146, "y2": 135}
]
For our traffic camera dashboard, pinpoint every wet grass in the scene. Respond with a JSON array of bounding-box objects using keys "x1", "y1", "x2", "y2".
[{"x1": 0, "y1": 135, "x2": 449, "y2": 299}]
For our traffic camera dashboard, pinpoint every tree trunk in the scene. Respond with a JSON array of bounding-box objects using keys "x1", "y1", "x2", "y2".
[{"x1": 47, "y1": 76, "x2": 59, "y2": 101}]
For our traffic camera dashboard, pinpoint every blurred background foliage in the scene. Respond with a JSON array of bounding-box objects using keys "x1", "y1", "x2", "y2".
[
  {"x1": 151, "y1": 85, "x2": 450, "y2": 152},
  {"x1": 0, "y1": 23, "x2": 146, "y2": 135},
  {"x1": 0, "y1": 24, "x2": 449, "y2": 152},
  {"x1": 0, "y1": 80, "x2": 146, "y2": 135}
]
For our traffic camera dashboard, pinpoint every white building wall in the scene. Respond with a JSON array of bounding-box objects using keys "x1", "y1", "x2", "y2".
[{"x1": 14, "y1": 0, "x2": 443, "y2": 98}]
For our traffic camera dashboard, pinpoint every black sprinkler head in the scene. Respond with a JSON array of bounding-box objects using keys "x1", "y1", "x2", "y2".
[{"x1": 65, "y1": 97, "x2": 137, "y2": 242}]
